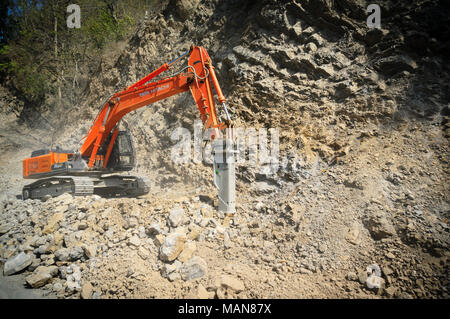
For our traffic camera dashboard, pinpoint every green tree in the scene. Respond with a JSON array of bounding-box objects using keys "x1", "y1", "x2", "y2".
[{"x1": 0, "y1": 0, "x2": 152, "y2": 112}]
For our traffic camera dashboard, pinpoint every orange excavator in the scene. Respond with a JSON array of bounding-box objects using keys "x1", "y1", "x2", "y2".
[{"x1": 22, "y1": 45, "x2": 235, "y2": 211}]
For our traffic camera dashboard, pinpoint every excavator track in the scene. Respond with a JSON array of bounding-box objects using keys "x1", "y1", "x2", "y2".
[
  {"x1": 93, "y1": 175, "x2": 151, "y2": 198},
  {"x1": 22, "y1": 175, "x2": 150, "y2": 200},
  {"x1": 22, "y1": 176, "x2": 94, "y2": 200}
]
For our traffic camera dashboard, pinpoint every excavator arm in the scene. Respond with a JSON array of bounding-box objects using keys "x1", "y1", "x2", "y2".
[{"x1": 80, "y1": 45, "x2": 231, "y2": 169}]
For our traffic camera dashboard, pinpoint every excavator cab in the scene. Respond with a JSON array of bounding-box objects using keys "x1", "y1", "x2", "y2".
[{"x1": 103, "y1": 130, "x2": 135, "y2": 171}]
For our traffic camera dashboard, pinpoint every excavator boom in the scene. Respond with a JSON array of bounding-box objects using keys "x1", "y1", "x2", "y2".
[{"x1": 80, "y1": 45, "x2": 227, "y2": 169}]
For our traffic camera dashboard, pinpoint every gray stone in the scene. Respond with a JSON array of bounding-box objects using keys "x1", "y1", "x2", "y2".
[
  {"x1": 169, "y1": 206, "x2": 186, "y2": 227},
  {"x1": 53, "y1": 282, "x2": 64, "y2": 292},
  {"x1": 161, "y1": 263, "x2": 177, "y2": 278},
  {"x1": 253, "y1": 181, "x2": 277, "y2": 195},
  {"x1": 168, "y1": 272, "x2": 181, "y2": 282},
  {"x1": 3, "y1": 252, "x2": 33, "y2": 276},
  {"x1": 385, "y1": 252, "x2": 395, "y2": 259},
  {"x1": 41, "y1": 254, "x2": 55, "y2": 266},
  {"x1": 82, "y1": 244, "x2": 97, "y2": 258},
  {"x1": 54, "y1": 248, "x2": 70, "y2": 261},
  {"x1": 69, "y1": 246, "x2": 84, "y2": 260},
  {"x1": 147, "y1": 223, "x2": 164, "y2": 236},
  {"x1": 56, "y1": 193, "x2": 73, "y2": 204},
  {"x1": 63, "y1": 233, "x2": 80, "y2": 248},
  {"x1": 176, "y1": 0, "x2": 201, "y2": 21},
  {"x1": 81, "y1": 282, "x2": 93, "y2": 299},
  {"x1": 34, "y1": 236, "x2": 46, "y2": 247},
  {"x1": 127, "y1": 217, "x2": 138, "y2": 228},
  {"x1": 91, "y1": 195, "x2": 102, "y2": 201},
  {"x1": 104, "y1": 229, "x2": 114, "y2": 240},
  {"x1": 318, "y1": 244, "x2": 327, "y2": 254},
  {"x1": 180, "y1": 256, "x2": 208, "y2": 281},
  {"x1": 173, "y1": 260, "x2": 182, "y2": 270},
  {"x1": 66, "y1": 264, "x2": 82, "y2": 292},
  {"x1": 92, "y1": 292, "x2": 102, "y2": 299},
  {"x1": 374, "y1": 55, "x2": 417, "y2": 76},
  {"x1": 138, "y1": 226, "x2": 147, "y2": 239},
  {"x1": 58, "y1": 266, "x2": 67, "y2": 280},
  {"x1": 305, "y1": 42, "x2": 317, "y2": 53},
  {"x1": 78, "y1": 222, "x2": 88, "y2": 230}
]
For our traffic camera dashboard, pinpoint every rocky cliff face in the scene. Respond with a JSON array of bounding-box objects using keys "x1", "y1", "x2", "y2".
[
  {"x1": 47, "y1": 0, "x2": 449, "y2": 184},
  {"x1": 0, "y1": 0, "x2": 448, "y2": 299}
]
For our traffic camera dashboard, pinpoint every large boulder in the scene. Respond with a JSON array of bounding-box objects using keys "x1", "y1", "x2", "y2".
[{"x1": 3, "y1": 252, "x2": 33, "y2": 276}]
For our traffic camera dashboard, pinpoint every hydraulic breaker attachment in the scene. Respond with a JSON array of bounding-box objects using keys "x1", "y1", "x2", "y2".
[{"x1": 212, "y1": 138, "x2": 236, "y2": 215}]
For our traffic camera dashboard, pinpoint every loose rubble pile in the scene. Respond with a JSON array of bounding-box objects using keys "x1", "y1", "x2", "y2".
[
  {"x1": 1, "y1": 0, "x2": 449, "y2": 298},
  {"x1": 0, "y1": 192, "x2": 249, "y2": 298}
]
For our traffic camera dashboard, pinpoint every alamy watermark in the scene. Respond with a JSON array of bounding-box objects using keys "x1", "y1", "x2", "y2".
[
  {"x1": 169, "y1": 121, "x2": 327, "y2": 180},
  {"x1": 67, "y1": 4, "x2": 81, "y2": 29},
  {"x1": 367, "y1": 4, "x2": 381, "y2": 29},
  {"x1": 170, "y1": 121, "x2": 279, "y2": 165},
  {"x1": 65, "y1": 3, "x2": 381, "y2": 30}
]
